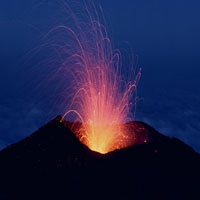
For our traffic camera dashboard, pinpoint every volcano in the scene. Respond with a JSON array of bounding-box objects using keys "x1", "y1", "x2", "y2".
[{"x1": 0, "y1": 116, "x2": 199, "y2": 200}]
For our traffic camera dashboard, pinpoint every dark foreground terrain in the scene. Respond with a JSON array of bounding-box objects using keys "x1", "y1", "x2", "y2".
[{"x1": 0, "y1": 116, "x2": 199, "y2": 200}]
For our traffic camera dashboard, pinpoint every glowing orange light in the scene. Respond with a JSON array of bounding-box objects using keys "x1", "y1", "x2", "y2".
[{"x1": 60, "y1": 1, "x2": 141, "y2": 154}]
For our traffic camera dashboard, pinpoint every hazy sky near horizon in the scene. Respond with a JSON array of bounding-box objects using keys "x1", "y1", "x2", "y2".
[{"x1": 0, "y1": 0, "x2": 200, "y2": 152}]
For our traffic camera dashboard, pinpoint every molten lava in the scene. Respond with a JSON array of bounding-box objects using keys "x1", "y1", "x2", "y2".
[
  {"x1": 79, "y1": 124, "x2": 138, "y2": 154},
  {"x1": 57, "y1": 0, "x2": 141, "y2": 154}
]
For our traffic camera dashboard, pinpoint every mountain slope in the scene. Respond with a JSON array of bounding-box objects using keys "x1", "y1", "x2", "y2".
[{"x1": 0, "y1": 116, "x2": 199, "y2": 200}]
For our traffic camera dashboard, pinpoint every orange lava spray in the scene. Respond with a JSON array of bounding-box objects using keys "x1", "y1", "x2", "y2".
[{"x1": 57, "y1": 1, "x2": 141, "y2": 154}]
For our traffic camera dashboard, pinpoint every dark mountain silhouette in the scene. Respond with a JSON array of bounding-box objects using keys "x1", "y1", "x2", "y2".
[{"x1": 0, "y1": 115, "x2": 199, "y2": 200}]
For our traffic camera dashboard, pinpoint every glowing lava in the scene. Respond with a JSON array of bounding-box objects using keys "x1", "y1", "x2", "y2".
[{"x1": 58, "y1": 0, "x2": 141, "y2": 154}]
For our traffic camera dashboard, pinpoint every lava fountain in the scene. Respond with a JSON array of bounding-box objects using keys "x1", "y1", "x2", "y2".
[{"x1": 47, "y1": 0, "x2": 141, "y2": 154}]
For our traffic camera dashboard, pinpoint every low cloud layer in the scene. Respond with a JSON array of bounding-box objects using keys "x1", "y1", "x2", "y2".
[
  {"x1": 137, "y1": 86, "x2": 200, "y2": 153},
  {"x1": 0, "y1": 96, "x2": 52, "y2": 150}
]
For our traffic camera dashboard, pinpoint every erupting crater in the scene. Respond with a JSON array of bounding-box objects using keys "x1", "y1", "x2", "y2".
[{"x1": 63, "y1": 119, "x2": 150, "y2": 154}]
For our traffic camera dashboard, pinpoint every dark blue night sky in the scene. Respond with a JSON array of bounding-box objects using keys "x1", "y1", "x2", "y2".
[{"x1": 0, "y1": 0, "x2": 200, "y2": 152}]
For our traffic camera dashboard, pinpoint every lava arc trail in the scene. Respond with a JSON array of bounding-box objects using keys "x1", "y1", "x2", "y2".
[{"x1": 48, "y1": 0, "x2": 141, "y2": 154}]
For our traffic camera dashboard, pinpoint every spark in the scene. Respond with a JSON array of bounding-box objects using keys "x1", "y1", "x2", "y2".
[{"x1": 49, "y1": 0, "x2": 141, "y2": 154}]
